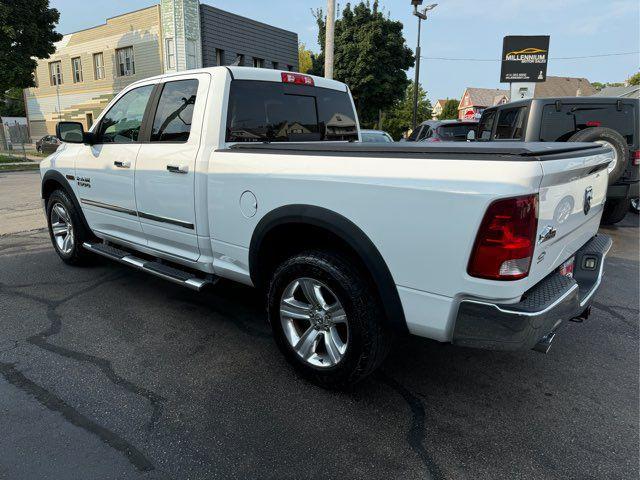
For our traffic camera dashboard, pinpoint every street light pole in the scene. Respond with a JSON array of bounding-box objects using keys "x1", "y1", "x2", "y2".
[{"x1": 411, "y1": 2, "x2": 437, "y2": 131}]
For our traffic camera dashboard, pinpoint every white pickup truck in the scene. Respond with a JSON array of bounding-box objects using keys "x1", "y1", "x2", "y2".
[{"x1": 42, "y1": 67, "x2": 613, "y2": 387}]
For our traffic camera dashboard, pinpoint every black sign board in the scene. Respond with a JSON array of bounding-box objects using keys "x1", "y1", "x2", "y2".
[{"x1": 500, "y1": 35, "x2": 550, "y2": 83}]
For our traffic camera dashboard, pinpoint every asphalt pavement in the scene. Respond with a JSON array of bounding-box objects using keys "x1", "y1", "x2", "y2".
[{"x1": 0, "y1": 170, "x2": 638, "y2": 479}]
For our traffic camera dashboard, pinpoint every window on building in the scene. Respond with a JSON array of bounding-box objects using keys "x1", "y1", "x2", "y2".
[
  {"x1": 287, "y1": 65, "x2": 293, "y2": 71},
  {"x1": 116, "y1": 47, "x2": 135, "y2": 77},
  {"x1": 151, "y1": 79, "x2": 198, "y2": 142},
  {"x1": 93, "y1": 53, "x2": 105, "y2": 80},
  {"x1": 165, "y1": 38, "x2": 175, "y2": 69},
  {"x1": 253, "y1": 58, "x2": 264, "y2": 68},
  {"x1": 49, "y1": 61, "x2": 63, "y2": 86},
  {"x1": 33, "y1": 71, "x2": 38, "y2": 88},
  {"x1": 226, "y1": 80, "x2": 359, "y2": 142},
  {"x1": 96, "y1": 85, "x2": 153, "y2": 143},
  {"x1": 236, "y1": 54, "x2": 245, "y2": 66},
  {"x1": 272, "y1": 62, "x2": 279, "y2": 70},
  {"x1": 186, "y1": 39, "x2": 197, "y2": 69},
  {"x1": 86, "y1": 112, "x2": 94, "y2": 129},
  {"x1": 216, "y1": 49, "x2": 224, "y2": 66},
  {"x1": 71, "y1": 57, "x2": 83, "y2": 83}
]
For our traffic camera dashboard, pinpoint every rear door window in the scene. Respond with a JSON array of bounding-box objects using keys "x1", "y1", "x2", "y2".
[
  {"x1": 539, "y1": 103, "x2": 637, "y2": 145},
  {"x1": 407, "y1": 126, "x2": 423, "y2": 141},
  {"x1": 494, "y1": 106, "x2": 528, "y2": 140},
  {"x1": 226, "y1": 80, "x2": 358, "y2": 142}
]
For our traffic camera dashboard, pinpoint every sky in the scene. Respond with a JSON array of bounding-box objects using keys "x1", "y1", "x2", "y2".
[{"x1": 50, "y1": 0, "x2": 640, "y2": 103}]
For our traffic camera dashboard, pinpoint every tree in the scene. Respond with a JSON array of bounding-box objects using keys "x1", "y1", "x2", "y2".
[
  {"x1": 0, "y1": 88, "x2": 26, "y2": 117},
  {"x1": 438, "y1": 99, "x2": 459, "y2": 120},
  {"x1": 0, "y1": 0, "x2": 62, "y2": 93},
  {"x1": 381, "y1": 82, "x2": 432, "y2": 140},
  {"x1": 298, "y1": 43, "x2": 313, "y2": 73},
  {"x1": 628, "y1": 72, "x2": 640, "y2": 86},
  {"x1": 311, "y1": 1, "x2": 414, "y2": 126}
]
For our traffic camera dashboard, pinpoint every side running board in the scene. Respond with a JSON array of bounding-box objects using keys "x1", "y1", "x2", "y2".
[{"x1": 82, "y1": 242, "x2": 216, "y2": 291}]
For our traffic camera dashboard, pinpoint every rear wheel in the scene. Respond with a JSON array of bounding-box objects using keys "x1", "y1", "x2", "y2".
[
  {"x1": 601, "y1": 198, "x2": 629, "y2": 225},
  {"x1": 46, "y1": 189, "x2": 93, "y2": 265},
  {"x1": 267, "y1": 250, "x2": 391, "y2": 388}
]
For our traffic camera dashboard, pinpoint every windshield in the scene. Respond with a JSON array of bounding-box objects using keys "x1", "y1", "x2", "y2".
[{"x1": 437, "y1": 124, "x2": 476, "y2": 140}]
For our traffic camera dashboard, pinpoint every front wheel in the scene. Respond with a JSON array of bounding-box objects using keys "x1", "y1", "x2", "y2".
[
  {"x1": 268, "y1": 250, "x2": 391, "y2": 388},
  {"x1": 601, "y1": 198, "x2": 629, "y2": 225},
  {"x1": 46, "y1": 189, "x2": 93, "y2": 265}
]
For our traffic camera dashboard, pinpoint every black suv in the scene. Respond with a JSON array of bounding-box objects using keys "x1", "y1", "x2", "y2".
[{"x1": 477, "y1": 97, "x2": 639, "y2": 224}]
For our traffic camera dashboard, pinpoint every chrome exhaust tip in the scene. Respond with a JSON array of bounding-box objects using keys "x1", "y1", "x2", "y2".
[{"x1": 533, "y1": 332, "x2": 555, "y2": 354}]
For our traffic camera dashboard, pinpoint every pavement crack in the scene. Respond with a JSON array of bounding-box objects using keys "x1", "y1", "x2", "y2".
[
  {"x1": 592, "y1": 302, "x2": 637, "y2": 327},
  {"x1": 1, "y1": 274, "x2": 166, "y2": 430},
  {"x1": 0, "y1": 361, "x2": 155, "y2": 472},
  {"x1": 378, "y1": 372, "x2": 444, "y2": 480}
]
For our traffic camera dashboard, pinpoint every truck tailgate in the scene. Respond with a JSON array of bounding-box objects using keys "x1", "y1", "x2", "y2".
[{"x1": 528, "y1": 147, "x2": 613, "y2": 286}]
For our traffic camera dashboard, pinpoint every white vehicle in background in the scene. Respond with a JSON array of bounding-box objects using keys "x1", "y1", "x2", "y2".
[{"x1": 41, "y1": 67, "x2": 612, "y2": 387}]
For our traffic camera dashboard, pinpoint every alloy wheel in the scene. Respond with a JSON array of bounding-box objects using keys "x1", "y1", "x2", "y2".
[
  {"x1": 279, "y1": 278, "x2": 349, "y2": 368},
  {"x1": 50, "y1": 202, "x2": 74, "y2": 255}
]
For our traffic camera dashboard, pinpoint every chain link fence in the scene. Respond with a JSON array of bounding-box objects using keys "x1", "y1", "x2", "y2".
[{"x1": 0, "y1": 119, "x2": 40, "y2": 164}]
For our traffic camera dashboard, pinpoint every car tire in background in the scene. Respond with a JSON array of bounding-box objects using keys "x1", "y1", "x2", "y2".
[
  {"x1": 567, "y1": 127, "x2": 628, "y2": 185},
  {"x1": 600, "y1": 198, "x2": 629, "y2": 225},
  {"x1": 267, "y1": 250, "x2": 391, "y2": 388}
]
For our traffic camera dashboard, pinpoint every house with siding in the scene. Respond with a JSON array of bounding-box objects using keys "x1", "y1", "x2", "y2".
[{"x1": 24, "y1": 0, "x2": 298, "y2": 141}]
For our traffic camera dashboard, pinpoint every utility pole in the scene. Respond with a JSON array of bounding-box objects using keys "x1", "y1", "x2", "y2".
[
  {"x1": 411, "y1": 2, "x2": 437, "y2": 130},
  {"x1": 324, "y1": 0, "x2": 336, "y2": 79}
]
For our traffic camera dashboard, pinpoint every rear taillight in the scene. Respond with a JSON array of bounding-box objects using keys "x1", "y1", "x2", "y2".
[
  {"x1": 468, "y1": 194, "x2": 539, "y2": 280},
  {"x1": 633, "y1": 150, "x2": 640, "y2": 166},
  {"x1": 281, "y1": 72, "x2": 314, "y2": 86}
]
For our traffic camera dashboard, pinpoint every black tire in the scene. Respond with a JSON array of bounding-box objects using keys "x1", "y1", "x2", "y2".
[
  {"x1": 601, "y1": 198, "x2": 628, "y2": 225},
  {"x1": 567, "y1": 127, "x2": 628, "y2": 185},
  {"x1": 268, "y1": 250, "x2": 391, "y2": 388},
  {"x1": 46, "y1": 189, "x2": 93, "y2": 265}
]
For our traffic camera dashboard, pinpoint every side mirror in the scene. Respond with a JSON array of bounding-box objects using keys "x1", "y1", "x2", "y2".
[
  {"x1": 56, "y1": 121, "x2": 94, "y2": 145},
  {"x1": 466, "y1": 129, "x2": 476, "y2": 141}
]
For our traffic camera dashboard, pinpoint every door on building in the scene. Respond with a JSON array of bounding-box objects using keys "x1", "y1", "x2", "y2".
[
  {"x1": 75, "y1": 82, "x2": 156, "y2": 245},
  {"x1": 86, "y1": 112, "x2": 94, "y2": 129},
  {"x1": 134, "y1": 73, "x2": 209, "y2": 261}
]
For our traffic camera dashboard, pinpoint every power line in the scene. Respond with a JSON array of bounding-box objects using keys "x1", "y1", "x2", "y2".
[{"x1": 420, "y1": 51, "x2": 639, "y2": 62}]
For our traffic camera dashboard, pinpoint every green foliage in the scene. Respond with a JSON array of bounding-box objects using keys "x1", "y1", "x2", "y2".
[
  {"x1": 0, "y1": 88, "x2": 26, "y2": 117},
  {"x1": 438, "y1": 99, "x2": 459, "y2": 120},
  {"x1": 298, "y1": 43, "x2": 313, "y2": 73},
  {"x1": 628, "y1": 72, "x2": 640, "y2": 86},
  {"x1": 0, "y1": 0, "x2": 62, "y2": 92},
  {"x1": 592, "y1": 81, "x2": 625, "y2": 91},
  {"x1": 381, "y1": 82, "x2": 432, "y2": 140},
  {"x1": 312, "y1": 1, "x2": 414, "y2": 126}
]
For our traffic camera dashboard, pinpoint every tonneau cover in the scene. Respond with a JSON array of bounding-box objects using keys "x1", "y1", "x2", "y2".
[{"x1": 227, "y1": 141, "x2": 608, "y2": 160}]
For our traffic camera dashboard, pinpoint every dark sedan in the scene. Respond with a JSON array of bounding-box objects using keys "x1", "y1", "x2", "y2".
[
  {"x1": 405, "y1": 120, "x2": 478, "y2": 142},
  {"x1": 36, "y1": 135, "x2": 61, "y2": 154}
]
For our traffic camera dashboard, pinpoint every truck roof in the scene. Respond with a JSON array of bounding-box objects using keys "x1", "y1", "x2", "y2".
[{"x1": 128, "y1": 66, "x2": 348, "y2": 92}]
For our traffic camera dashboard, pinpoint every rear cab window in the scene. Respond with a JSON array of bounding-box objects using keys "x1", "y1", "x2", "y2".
[
  {"x1": 477, "y1": 109, "x2": 496, "y2": 140},
  {"x1": 226, "y1": 80, "x2": 358, "y2": 142},
  {"x1": 539, "y1": 102, "x2": 637, "y2": 146},
  {"x1": 437, "y1": 123, "x2": 477, "y2": 140}
]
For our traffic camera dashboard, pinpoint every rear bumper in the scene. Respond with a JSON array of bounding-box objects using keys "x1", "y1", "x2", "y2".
[{"x1": 452, "y1": 234, "x2": 612, "y2": 351}]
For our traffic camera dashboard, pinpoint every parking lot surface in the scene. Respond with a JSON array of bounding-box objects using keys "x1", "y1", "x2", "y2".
[{"x1": 0, "y1": 171, "x2": 638, "y2": 479}]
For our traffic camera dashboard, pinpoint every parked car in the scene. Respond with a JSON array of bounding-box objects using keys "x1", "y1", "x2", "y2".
[
  {"x1": 360, "y1": 129, "x2": 394, "y2": 143},
  {"x1": 36, "y1": 135, "x2": 61, "y2": 154},
  {"x1": 403, "y1": 120, "x2": 478, "y2": 142},
  {"x1": 42, "y1": 67, "x2": 612, "y2": 387},
  {"x1": 476, "y1": 97, "x2": 640, "y2": 225}
]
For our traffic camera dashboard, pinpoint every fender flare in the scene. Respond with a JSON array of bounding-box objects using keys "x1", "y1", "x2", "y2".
[
  {"x1": 41, "y1": 170, "x2": 92, "y2": 234},
  {"x1": 249, "y1": 204, "x2": 408, "y2": 334}
]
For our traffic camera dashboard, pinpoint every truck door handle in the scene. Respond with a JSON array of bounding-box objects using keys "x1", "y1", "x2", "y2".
[
  {"x1": 167, "y1": 164, "x2": 189, "y2": 174},
  {"x1": 114, "y1": 160, "x2": 131, "y2": 169}
]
